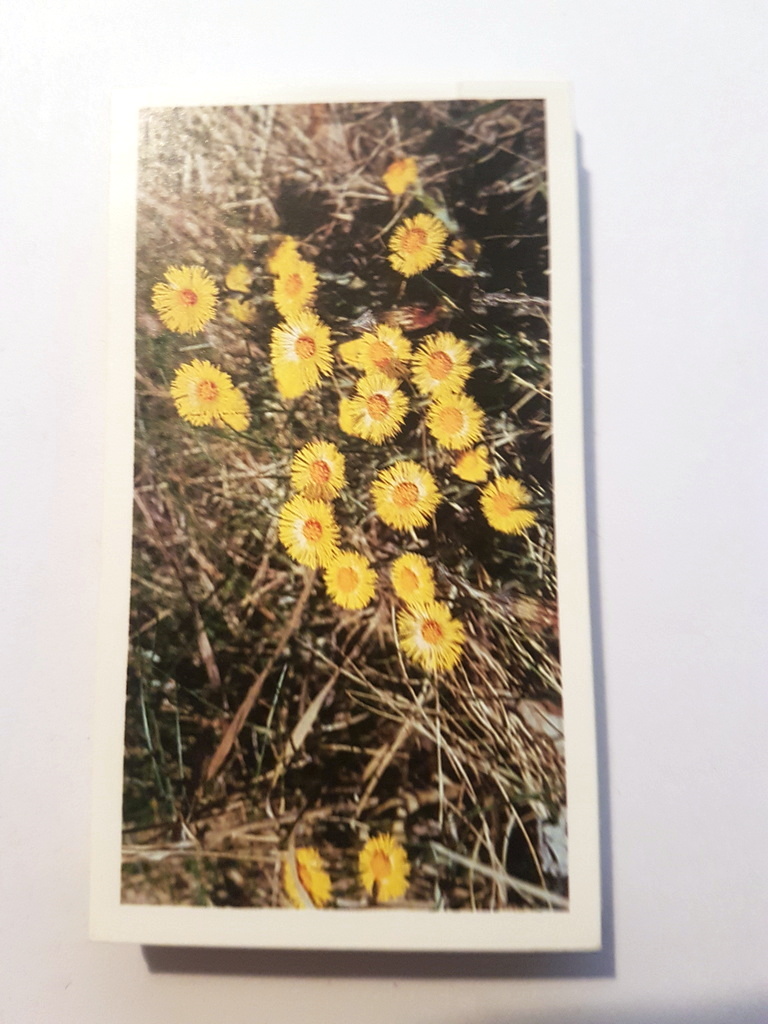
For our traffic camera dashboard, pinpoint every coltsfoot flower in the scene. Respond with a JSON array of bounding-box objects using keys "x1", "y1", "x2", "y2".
[
  {"x1": 388, "y1": 213, "x2": 448, "y2": 277},
  {"x1": 291, "y1": 441, "x2": 346, "y2": 501},
  {"x1": 356, "y1": 323, "x2": 412, "y2": 379},
  {"x1": 480, "y1": 477, "x2": 537, "y2": 535},
  {"x1": 278, "y1": 495, "x2": 340, "y2": 568},
  {"x1": 453, "y1": 444, "x2": 491, "y2": 483},
  {"x1": 426, "y1": 392, "x2": 485, "y2": 450},
  {"x1": 283, "y1": 847, "x2": 332, "y2": 909},
  {"x1": 391, "y1": 553, "x2": 435, "y2": 605},
  {"x1": 324, "y1": 551, "x2": 377, "y2": 610},
  {"x1": 267, "y1": 237, "x2": 301, "y2": 276},
  {"x1": 348, "y1": 374, "x2": 408, "y2": 444},
  {"x1": 358, "y1": 834, "x2": 410, "y2": 903},
  {"x1": 412, "y1": 332, "x2": 472, "y2": 396},
  {"x1": 397, "y1": 601, "x2": 466, "y2": 673},
  {"x1": 170, "y1": 359, "x2": 249, "y2": 431},
  {"x1": 224, "y1": 263, "x2": 252, "y2": 292},
  {"x1": 371, "y1": 460, "x2": 440, "y2": 531},
  {"x1": 226, "y1": 297, "x2": 258, "y2": 324},
  {"x1": 272, "y1": 259, "x2": 318, "y2": 318},
  {"x1": 271, "y1": 310, "x2": 333, "y2": 398},
  {"x1": 152, "y1": 265, "x2": 218, "y2": 334},
  {"x1": 382, "y1": 157, "x2": 418, "y2": 196}
]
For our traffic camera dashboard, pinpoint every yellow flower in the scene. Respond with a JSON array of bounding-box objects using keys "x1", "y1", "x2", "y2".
[
  {"x1": 278, "y1": 495, "x2": 340, "y2": 568},
  {"x1": 324, "y1": 551, "x2": 377, "y2": 610},
  {"x1": 283, "y1": 847, "x2": 332, "y2": 908},
  {"x1": 397, "y1": 601, "x2": 465, "y2": 673},
  {"x1": 480, "y1": 477, "x2": 537, "y2": 535},
  {"x1": 291, "y1": 441, "x2": 346, "y2": 501},
  {"x1": 338, "y1": 397, "x2": 362, "y2": 436},
  {"x1": 273, "y1": 259, "x2": 318, "y2": 318},
  {"x1": 382, "y1": 157, "x2": 418, "y2": 196},
  {"x1": 267, "y1": 237, "x2": 301, "y2": 275},
  {"x1": 271, "y1": 310, "x2": 333, "y2": 398},
  {"x1": 356, "y1": 324, "x2": 412, "y2": 379},
  {"x1": 225, "y1": 263, "x2": 252, "y2": 292},
  {"x1": 391, "y1": 553, "x2": 435, "y2": 605},
  {"x1": 449, "y1": 238, "x2": 482, "y2": 262},
  {"x1": 372, "y1": 460, "x2": 441, "y2": 531},
  {"x1": 411, "y1": 332, "x2": 472, "y2": 396},
  {"x1": 358, "y1": 834, "x2": 410, "y2": 903},
  {"x1": 338, "y1": 339, "x2": 366, "y2": 368},
  {"x1": 170, "y1": 359, "x2": 250, "y2": 431},
  {"x1": 217, "y1": 387, "x2": 250, "y2": 431},
  {"x1": 348, "y1": 373, "x2": 408, "y2": 444},
  {"x1": 151, "y1": 265, "x2": 218, "y2": 334},
  {"x1": 453, "y1": 444, "x2": 491, "y2": 483},
  {"x1": 446, "y1": 238, "x2": 482, "y2": 277},
  {"x1": 426, "y1": 393, "x2": 485, "y2": 451},
  {"x1": 226, "y1": 297, "x2": 258, "y2": 324},
  {"x1": 388, "y1": 213, "x2": 448, "y2": 277}
]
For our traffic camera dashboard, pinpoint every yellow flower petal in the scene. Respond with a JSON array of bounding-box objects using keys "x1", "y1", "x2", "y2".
[
  {"x1": 453, "y1": 445, "x2": 491, "y2": 483},
  {"x1": 382, "y1": 157, "x2": 418, "y2": 196},
  {"x1": 225, "y1": 263, "x2": 252, "y2": 292},
  {"x1": 226, "y1": 297, "x2": 258, "y2": 324},
  {"x1": 283, "y1": 847, "x2": 332, "y2": 908}
]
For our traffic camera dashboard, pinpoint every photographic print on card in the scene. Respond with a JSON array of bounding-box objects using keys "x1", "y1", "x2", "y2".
[{"x1": 93, "y1": 85, "x2": 599, "y2": 950}]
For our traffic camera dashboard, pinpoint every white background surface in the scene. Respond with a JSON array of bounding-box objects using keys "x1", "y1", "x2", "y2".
[{"x1": 1, "y1": 2, "x2": 766, "y2": 1022}]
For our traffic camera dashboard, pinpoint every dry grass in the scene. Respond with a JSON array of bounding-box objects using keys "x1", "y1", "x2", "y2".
[{"x1": 122, "y1": 99, "x2": 566, "y2": 911}]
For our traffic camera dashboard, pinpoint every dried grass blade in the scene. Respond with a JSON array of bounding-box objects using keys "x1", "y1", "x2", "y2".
[
  {"x1": 202, "y1": 569, "x2": 316, "y2": 784},
  {"x1": 429, "y1": 841, "x2": 567, "y2": 909}
]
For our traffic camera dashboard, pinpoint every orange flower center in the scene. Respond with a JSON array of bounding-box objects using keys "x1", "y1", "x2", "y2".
[
  {"x1": 422, "y1": 619, "x2": 444, "y2": 644},
  {"x1": 493, "y1": 492, "x2": 518, "y2": 516},
  {"x1": 302, "y1": 518, "x2": 323, "y2": 542},
  {"x1": 284, "y1": 272, "x2": 303, "y2": 297},
  {"x1": 426, "y1": 350, "x2": 453, "y2": 380},
  {"x1": 337, "y1": 566, "x2": 359, "y2": 592},
  {"x1": 369, "y1": 340, "x2": 394, "y2": 368},
  {"x1": 370, "y1": 850, "x2": 392, "y2": 880},
  {"x1": 196, "y1": 379, "x2": 220, "y2": 404},
  {"x1": 309, "y1": 460, "x2": 331, "y2": 484},
  {"x1": 438, "y1": 406, "x2": 465, "y2": 434},
  {"x1": 366, "y1": 392, "x2": 390, "y2": 421},
  {"x1": 392, "y1": 481, "x2": 419, "y2": 508},
  {"x1": 179, "y1": 289, "x2": 199, "y2": 306},
  {"x1": 295, "y1": 335, "x2": 317, "y2": 359},
  {"x1": 400, "y1": 227, "x2": 427, "y2": 254},
  {"x1": 401, "y1": 568, "x2": 419, "y2": 593}
]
